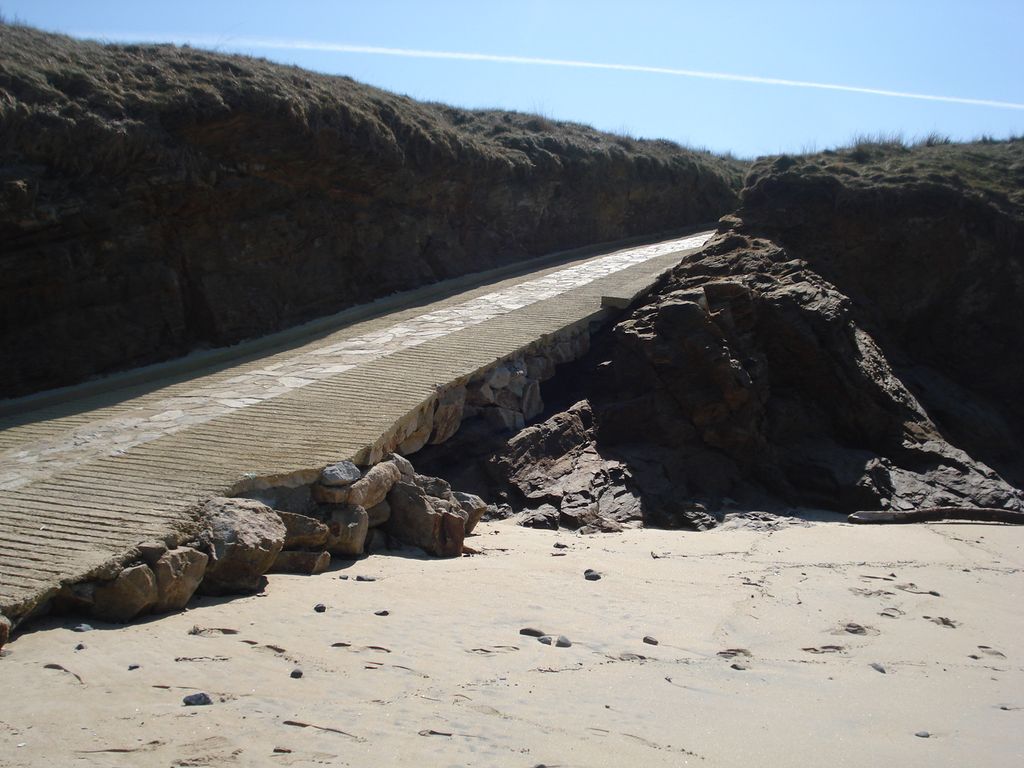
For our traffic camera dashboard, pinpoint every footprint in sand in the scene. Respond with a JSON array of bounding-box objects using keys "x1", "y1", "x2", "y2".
[
  {"x1": 879, "y1": 607, "x2": 905, "y2": 619},
  {"x1": 923, "y1": 616, "x2": 959, "y2": 629},
  {"x1": 802, "y1": 645, "x2": 845, "y2": 654},
  {"x1": 188, "y1": 626, "x2": 239, "y2": 637},
  {"x1": 896, "y1": 583, "x2": 941, "y2": 597},
  {"x1": 835, "y1": 622, "x2": 880, "y2": 636},
  {"x1": 850, "y1": 587, "x2": 895, "y2": 597},
  {"x1": 330, "y1": 642, "x2": 393, "y2": 654},
  {"x1": 977, "y1": 645, "x2": 1006, "y2": 658},
  {"x1": 610, "y1": 652, "x2": 649, "y2": 662},
  {"x1": 717, "y1": 648, "x2": 752, "y2": 660},
  {"x1": 467, "y1": 645, "x2": 519, "y2": 655}
]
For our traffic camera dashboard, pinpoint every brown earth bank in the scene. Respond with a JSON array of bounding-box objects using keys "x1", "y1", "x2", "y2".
[
  {"x1": 0, "y1": 22, "x2": 743, "y2": 398},
  {"x1": 413, "y1": 139, "x2": 1024, "y2": 529}
]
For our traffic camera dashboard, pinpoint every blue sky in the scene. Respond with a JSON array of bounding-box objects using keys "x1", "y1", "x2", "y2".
[{"x1": 4, "y1": 0, "x2": 1022, "y2": 157}]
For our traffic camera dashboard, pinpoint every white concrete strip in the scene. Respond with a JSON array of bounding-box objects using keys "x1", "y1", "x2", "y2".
[{"x1": 0, "y1": 233, "x2": 710, "y2": 491}]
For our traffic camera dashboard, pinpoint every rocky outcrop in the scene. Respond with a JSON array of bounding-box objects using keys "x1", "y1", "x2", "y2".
[
  {"x1": 276, "y1": 511, "x2": 329, "y2": 550},
  {"x1": 324, "y1": 505, "x2": 370, "y2": 557},
  {"x1": 269, "y1": 550, "x2": 331, "y2": 575},
  {"x1": 0, "y1": 22, "x2": 742, "y2": 398},
  {"x1": 386, "y1": 481, "x2": 467, "y2": 557},
  {"x1": 92, "y1": 564, "x2": 158, "y2": 622},
  {"x1": 732, "y1": 143, "x2": 1024, "y2": 490},
  {"x1": 197, "y1": 497, "x2": 286, "y2": 594},
  {"x1": 412, "y1": 140, "x2": 1024, "y2": 529},
  {"x1": 152, "y1": 547, "x2": 208, "y2": 613}
]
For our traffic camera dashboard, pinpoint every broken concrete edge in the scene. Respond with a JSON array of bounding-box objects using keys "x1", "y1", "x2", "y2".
[
  {"x1": 0, "y1": 312, "x2": 606, "y2": 640},
  {"x1": 0, "y1": 513, "x2": 206, "y2": 634}
]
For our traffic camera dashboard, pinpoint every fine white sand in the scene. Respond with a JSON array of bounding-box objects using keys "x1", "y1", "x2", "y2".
[{"x1": 1, "y1": 514, "x2": 1021, "y2": 767}]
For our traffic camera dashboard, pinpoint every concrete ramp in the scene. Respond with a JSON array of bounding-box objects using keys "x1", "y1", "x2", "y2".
[{"x1": 0, "y1": 232, "x2": 711, "y2": 620}]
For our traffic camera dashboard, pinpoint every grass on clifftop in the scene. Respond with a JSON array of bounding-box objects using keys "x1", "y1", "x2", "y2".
[
  {"x1": 750, "y1": 136, "x2": 1024, "y2": 220},
  {"x1": 0, "y1": 21, "x2": 747, "y2": 186}
]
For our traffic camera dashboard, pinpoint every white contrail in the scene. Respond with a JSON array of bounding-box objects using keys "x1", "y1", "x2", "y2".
[{"x1": 78, "y1": 33, "x2": 1024, "y2": 111}]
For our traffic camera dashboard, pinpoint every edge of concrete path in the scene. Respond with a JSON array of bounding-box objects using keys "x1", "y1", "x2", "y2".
[
  {"x1": 0, "y1": 223, "x2": 717, "y2": 421},
  {"x1": 0, "y1": 234, "x2": 710, "y2": 626}
]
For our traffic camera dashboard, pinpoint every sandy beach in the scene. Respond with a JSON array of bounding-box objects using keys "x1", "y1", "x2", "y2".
[{"x1": 0, "y1": 514, "x2": 1020, "y2": 767}]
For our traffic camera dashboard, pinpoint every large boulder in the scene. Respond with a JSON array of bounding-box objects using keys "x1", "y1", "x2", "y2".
[
  {"x1": 276, "y1": 510, "x2": 329, "y2": 549},
  {"x1": 324, "y1": 504, "x2": 369, "y2": 557},
  {"x1": 320, "y1": 460, "x2": 362, "y2": 487},
  {"x1": 453, "y1": 491, "x2": 488, "y2": 535},
  {"x1": 197, "y1": 497, "x2": 286, "y2": 594},
  {"x1": 386, "y1": 481, "x2": 467, "y2": 557},
  {"x1": 387, "y1": 453, "x2": 416, "y2": 480},
  {"x1": 270, "y1": 550, "x2": 332, "y2": 574},
  {"x1": 153, "y1": 547, "x2": 208, "y2": 613},
  {"x1": 366, "y1": 499, "x2": 391, "y2": 528},
  {"x1": 92, "y1": 564, "x2": 158, "y2": 622},
  {"x1": 347, "y1": 461, "x2": 402, "y2": 509},
  {"x1": 311, "y1": 460, "x2": 363, "y2": 504},
  {"x1": 312, "y1": 483, "x2": 351, "y2": 504}
]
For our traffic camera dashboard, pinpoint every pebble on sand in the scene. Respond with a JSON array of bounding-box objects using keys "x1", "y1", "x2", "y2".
[
  {"x1": 584, "y1": 569, "x2": 602, "y2": 581},
  {"x1": 74, "y1": 643, "x2": 86, "y2": 651},
  {"x1": 183, "y1": 692, "x2": 213, "y2": 706},
  {"x1": 290, "y1": 668, "x2": 303, "y2": 679},
  {"x1": 870, "y1": 662, "x2": 887, "y2": 674},
  {"x1": 538, "y1": 635, "x2": 572, "y2": 648},
  {"x1": 643, "y1": 636, "x2": 659, "y2": 646},
  {"x1": 314, "y1": 603, "x2": 327, "y2": 613},
  {"x1": 519, "y1": 627, "x2": 545, "y2": 637},
  {"x1": 72, "y1": 624, "x2": 93, "y2": 633},
  {"x1": 915, "y1": 731, "x2": 931, "y2": 738},
  {"x1": 375, "y1": 610, "x2": 390, "y2": 616},
  {"x1": 355, "y1": 575, "x2": 377, "y2": 582}
]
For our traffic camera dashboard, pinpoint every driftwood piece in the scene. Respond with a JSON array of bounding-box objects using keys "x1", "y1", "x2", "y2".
[{"x1": 848, "y1": 507, "x2": 1024, "y2": 525}]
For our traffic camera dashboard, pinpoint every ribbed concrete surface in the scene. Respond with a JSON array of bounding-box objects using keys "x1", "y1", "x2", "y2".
[{"x1": 0, "y1": 232, "x2": 710, "y2": 619}]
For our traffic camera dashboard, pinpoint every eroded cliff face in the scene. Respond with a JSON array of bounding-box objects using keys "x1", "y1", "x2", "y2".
[
  {"x1": 421, "y1": 141, "x2": 1024, "y2": 528},
  {"x1": 0, "y1": 24, "x2": 742, "y2": 398}
]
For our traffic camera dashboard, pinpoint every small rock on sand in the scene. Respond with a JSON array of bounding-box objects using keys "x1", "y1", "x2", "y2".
[
  {"x1": 314, "y1": 603, "x2": 327, "y2": 613},
  {"x1": 538, "y1": 635, "x2": 572, "y2": 647},
  {"x1": 73, "y1": 623, "x2": 93, "y2": 633},
  {"x1": 183, "y1": 692, "x2": 213, "y2": 706},
  {"x1": 355, "y1": 575, "x2": 377, "y2": 582},
  {"x1": 915, "y1": 731, "x2": 931, "y2": 738},
  {"x1": 519, "y1": 627, "x2": 545, "y2": 637},
  {"x1": 375, "y1": 610, "x2": 390, "y2": 616},
  {"x1": 290, "y1": 668, "x2": 303, "y2": 679},
  {"x1": 643, "y1": 636, "x2": 659, "y2": 646},
  {"x1": 584, "y1": 569, "x2": 602, "y2": 581},
  {"x1": 870, "y1": 662, "x2": 887, "y2": 674}
]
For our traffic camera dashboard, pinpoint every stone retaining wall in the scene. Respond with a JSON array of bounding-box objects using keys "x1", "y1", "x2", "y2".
[{"x1": 0, "y1": 321, "x2": 597, "y2": 642}]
